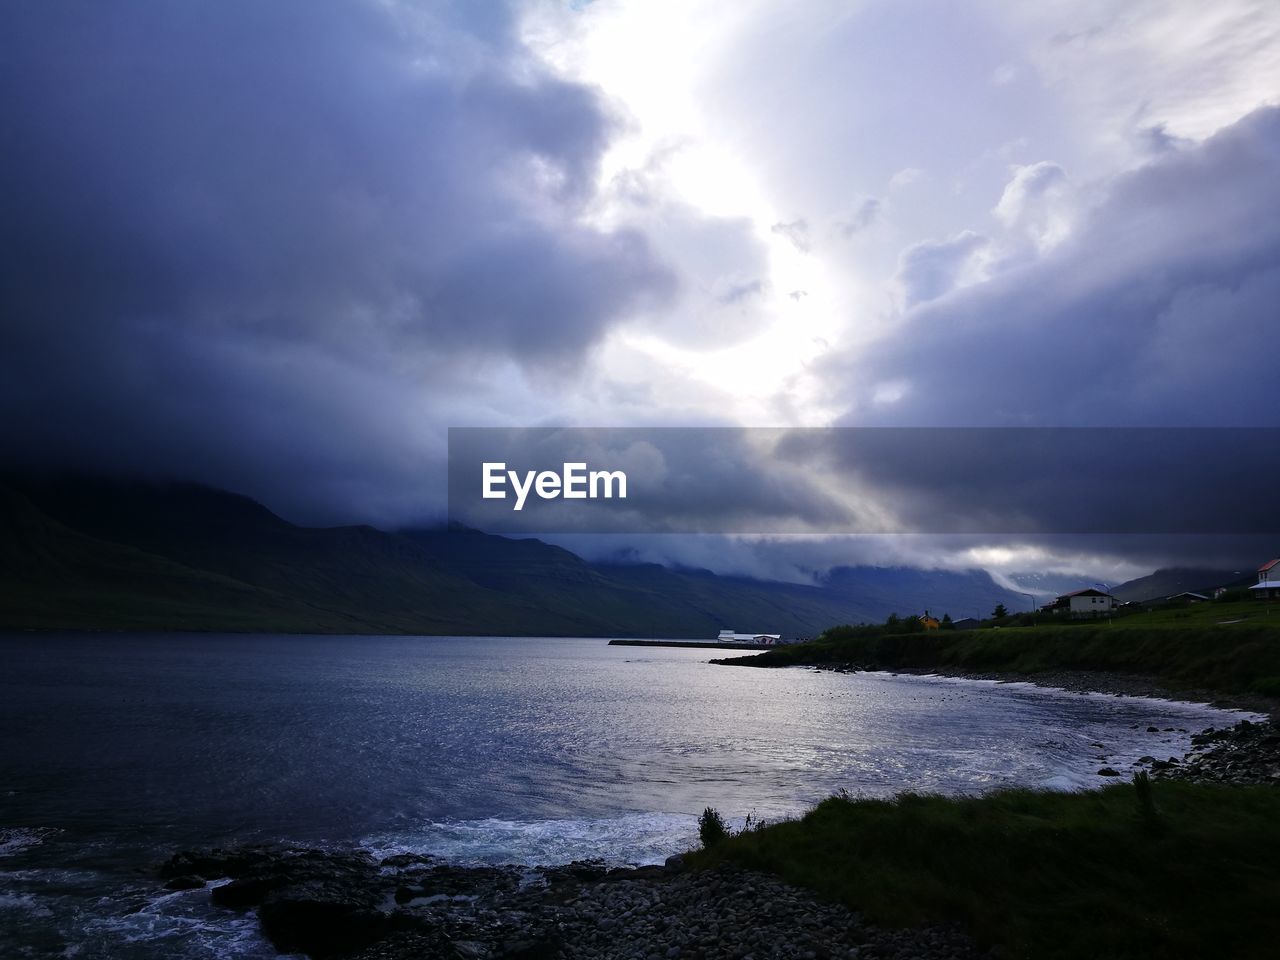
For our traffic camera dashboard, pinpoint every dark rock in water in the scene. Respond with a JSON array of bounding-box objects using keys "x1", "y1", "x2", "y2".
[
  {"x1": 664, "y1": 853, "x2": 686, "y2": 872},
  {"x1": 1097, "y1": 767, "x2": 1121, "y2": 776},
  {"x1": 258, "y1": 889, "x2": 390, "y2": 958},
  {"x1": 1155, "y1": 718, "x2": 1280, "y2": 787},
  {"x1": 1146, "y1": 726, "x2": 1160, "y2": 733},
  {"x1": 160, "y1": 846, "x2": 278, "y2": 880},
  {"x1": 496, "y1": 935, "x2": 561, "y2": 959},
  {"x1": 392, "y1": 885, "x2": 422, "y2": 905},
  {"x1": 208, "y1": 850, "x2": 379, "y2": 910},
  {"x1": 604, "y1": 863, "x2": 668, "y2": 881},
  {"x1": 538, "y1": 859, "x2": 608, "y2": 883},
  {"x1": 379, "y1": 852, "x2": 435, "y2": 869},
  {"x1": 212, "y1": 876, "x2": 281, "y2": 909},
  {"x1": 164, "y1": 874, "x2": 206, "y2": 891}
]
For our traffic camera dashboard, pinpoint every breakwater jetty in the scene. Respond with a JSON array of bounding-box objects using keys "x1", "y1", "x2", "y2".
[{"x1": 608, "y1": 639, "x2": 778, "y2": 651}]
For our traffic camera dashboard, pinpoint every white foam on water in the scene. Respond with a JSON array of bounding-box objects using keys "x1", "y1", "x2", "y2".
[
  {"x1": 0, "y1": 890, "x2": 54, "y2": 918},
  {"x1": 876, "y1": 670, "x2": 1266, "y2": 794},
  {"x1": 364, "y1": 810, "x2": 701, "y2": 867},
  {"x1": 0, "y1": 826, "x2": 60, "y2": 857},
  {"x1": 77, "y1": 895, "x2": 283, "y2": 959},
  {"x1": 1037, "y1": 772, "x2": 1094, "y2": 791},
  {"x1": 3, "y1": 868, "x2": 284, "y2": 960}
]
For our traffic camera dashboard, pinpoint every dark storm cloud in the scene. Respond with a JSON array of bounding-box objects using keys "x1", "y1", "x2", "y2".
[
  {"x1": 841, "y1": 105, "x2": 1280, "y2": 427},
  {"x1": 448, "y1": 109, "x2": 1280, "y2": 553},
  {"x1": 0, "y1": 0, "x2": 675, "y2": 519},
  {"x1": 548, "y1": 532, "x2": 1276, "y2": 590},
  {"x1": 447, "y1": 427, "x2": 1280, "y2": 538},
  {"x1": 448, "y1": 427, "x2": 857, "y2": 535},
  {"x1": 776, "y1": 106, "x2": 1280, "y2": 571},
  {"x1": 895, "y1": 230, "x2": 988, "y2": 306}
]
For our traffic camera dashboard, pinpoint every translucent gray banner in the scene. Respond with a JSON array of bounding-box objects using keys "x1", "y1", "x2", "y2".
[{"x1": 447, "y1": 427, "x2": 1279, "y2": 535}]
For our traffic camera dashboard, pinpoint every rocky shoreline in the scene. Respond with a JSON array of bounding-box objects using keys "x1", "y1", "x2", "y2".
[
  {"x1": 149, "y1": 674, "x2": 1279, "y2": 960},
  {"x1": 157, "y1": 846, "x2": 987, "y2": 960},
  {"x1": 1148, "y1": 718, "x2": 1280, "y2": 786},
  {"x1": 789, "y1": 661, "x2": 1280, "y2": 719},
  {"x1": 829, "y1": 664, "x2": 1280, "y2": 786},
  {"x1": 791, "y1": 662, "x2": 1280, "y2": 784}
]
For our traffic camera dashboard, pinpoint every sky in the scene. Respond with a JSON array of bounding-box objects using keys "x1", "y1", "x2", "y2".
[{"x1": 2, "y1": 0, "x2": 1278, "y2": 588}]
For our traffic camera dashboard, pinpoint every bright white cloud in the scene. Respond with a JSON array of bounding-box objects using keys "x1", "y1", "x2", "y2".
[{"x1": 994, "y1": 161, "x2": 1075, "y2": 251}]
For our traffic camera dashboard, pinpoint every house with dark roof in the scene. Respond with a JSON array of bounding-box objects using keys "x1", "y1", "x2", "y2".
[
  {"x1": 1250, "y1": 559, "x2": 1280, "y2": 600},
  {"x1": 1044, "y1": 588, "x2": 1117, "y2": 617}
]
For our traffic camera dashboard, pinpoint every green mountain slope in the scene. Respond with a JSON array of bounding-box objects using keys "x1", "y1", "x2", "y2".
[
  {"x1": 1, "y1": 476, "x2": 1024, "y2": 636},
  {"x1": 1110, "y1": 566, "x2": 1250, "y2": 603},
  {"x1": 0, "y1": 484, "x2": 356, "y2": 632}
]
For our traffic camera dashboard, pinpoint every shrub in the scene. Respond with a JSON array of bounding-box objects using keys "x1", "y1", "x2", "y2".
[
  {"x1": 1133, "y1": 772, "x2": 1161, "y2": 832},
  {"x1": 1251, "y1": 676, "x2": 1280, "y2": 697},
  {"x1": 699, "y1": 806, "x2": 729, "y2": 848}
]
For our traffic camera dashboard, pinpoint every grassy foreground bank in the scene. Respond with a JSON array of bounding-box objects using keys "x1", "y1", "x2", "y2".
[
  {"x1": 728, "y1": 615, "x2": 1280, "y2": 699},
  {"x1": 688, "y1": 781, "x2": 1280, "y2": 959}
]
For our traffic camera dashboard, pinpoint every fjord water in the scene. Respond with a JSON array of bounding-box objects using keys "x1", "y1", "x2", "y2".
[{"x1": 0, "y1": 634, "x2": 1254, "y2": 958}]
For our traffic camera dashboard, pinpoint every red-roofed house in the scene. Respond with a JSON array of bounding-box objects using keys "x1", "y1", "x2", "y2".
[{"x1": 1250, "y1": 559, "x2": 1280, "y2": 600}]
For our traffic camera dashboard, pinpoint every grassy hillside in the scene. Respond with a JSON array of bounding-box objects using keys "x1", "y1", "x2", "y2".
[
  {"x1": 0, "y1": 484, "x2": 367, "y2": 632},
  {"x1": 729, "y1": 601, "x2": 1280, "y2": 697},
  {"x1": 0, "y1": 475, "x2": 1029, "y2": 636},
  {"x1": 688, "y1": 781, "x2": 1280, "y2": 959},
  {"x1": 0, "y1": 478, "x2": 918, "y2": 634},
  {"x1": 1109, "y1": 566, "x2": 1247, "y2": 603}
]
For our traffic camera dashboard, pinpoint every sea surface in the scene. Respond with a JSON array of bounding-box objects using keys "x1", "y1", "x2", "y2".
[{"x1": 0, "y1": 633, "x2": 1259, "y2": 958}]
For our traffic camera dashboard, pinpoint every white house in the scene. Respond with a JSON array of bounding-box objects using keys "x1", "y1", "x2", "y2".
[
  {"x1": 1046, "y1": 588, "x2": 1117, "y2": 617},
  {"x1": 1250, "y1": 559, "x2": 1280, "y2": 600},
  {"x1": 717, "y1": 629, "x2": 783, "y2": 644}
]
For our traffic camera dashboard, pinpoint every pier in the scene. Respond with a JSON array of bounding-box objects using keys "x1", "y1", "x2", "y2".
[{"x1": 608, "y1": 639, "x2": 776, "y2": 651}]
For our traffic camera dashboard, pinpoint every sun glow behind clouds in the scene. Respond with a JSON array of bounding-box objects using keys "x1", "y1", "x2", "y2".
[
  {"x1": 522, "y1": 0, "x2": 857, "y2": 424},
  {"x1": 526, "y1": 0, "x2": 765, "y2": 217},
  {"x1": 510, "y1": 0, "x2": 1280, "y2": 582}
]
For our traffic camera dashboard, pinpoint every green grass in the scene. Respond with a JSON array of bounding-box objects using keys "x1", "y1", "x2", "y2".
[
  {"x1": 735, "y1": 606, "x2": 1280, "y2": 699},
  {"x1": 688, "y1": 781, "x2": 1280, "y2": 959},
  {"x1": 1075, "y1": 598, "x2": 1275, "y2": 629}
]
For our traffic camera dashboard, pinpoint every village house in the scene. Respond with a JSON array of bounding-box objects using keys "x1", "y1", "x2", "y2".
[
  {"x1": 1043, "y1": 588, "x2": 1117, "y2": 618},
  {"x1": 1250, "y1": 559, "x2": 1280, "y2": 600}
]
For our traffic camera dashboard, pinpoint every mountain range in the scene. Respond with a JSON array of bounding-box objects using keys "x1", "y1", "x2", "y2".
[
  {"x1": 1107, "y1": 567, "x2": 1251, "y2": 604},
  {"x1": 0, "y1": 475, "x2": 1029, "y2": 636}
]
